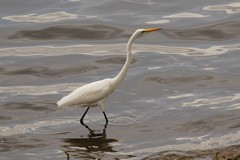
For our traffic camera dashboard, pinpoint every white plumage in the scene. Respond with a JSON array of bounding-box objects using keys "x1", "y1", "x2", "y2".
[
  {"x1": 57, "y1": 28, "x2": 161, "y2": 126},
  {"x1": 57, "y1": 78, "x2": 113, "y2": 109}
]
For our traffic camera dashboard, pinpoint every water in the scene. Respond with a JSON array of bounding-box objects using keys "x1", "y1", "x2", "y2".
[{"x1": 1, "y1": 0, "x2": 240, "y2": 159}]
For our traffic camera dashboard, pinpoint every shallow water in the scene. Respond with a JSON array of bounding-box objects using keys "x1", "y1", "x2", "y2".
[{"x1": 1, "y1": 0, "x2": 240, "y2": 160}]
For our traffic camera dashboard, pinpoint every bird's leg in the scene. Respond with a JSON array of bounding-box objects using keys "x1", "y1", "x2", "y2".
[
  {"x1": 98, "y1": 102, "x2": 109, "y2": 127},
  {"x1": 64, "y1": 150, "x2": 70, "y2": 160},
  {"x1": 103, "y1": 111, "x2": 108, "y2": 128},
  {"x1": 80, "y1": 107, "x2": 93, "y2": 131},
  {"x1": 80, "y1": 106, "x2": 90, "y2": 125}
]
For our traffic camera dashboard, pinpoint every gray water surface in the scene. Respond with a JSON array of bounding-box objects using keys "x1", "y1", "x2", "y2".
[{"x1": 1, "y1": 1, "x2": 240, "y2": 159}]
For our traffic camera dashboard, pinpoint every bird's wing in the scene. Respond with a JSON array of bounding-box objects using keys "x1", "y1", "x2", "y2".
[{"x1": 57, "y1": 79, "x2": 113, "y2": 107}]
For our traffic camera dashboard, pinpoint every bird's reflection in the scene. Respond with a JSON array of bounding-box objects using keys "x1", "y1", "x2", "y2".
[
  {"x1": 63, "y1": 125, "x2": 118, "y2": 159},
  {"x1": 81, "y1": 120, "x2": 108, "y2": 133}
]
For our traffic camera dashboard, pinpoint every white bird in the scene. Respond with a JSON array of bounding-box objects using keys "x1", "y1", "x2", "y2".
[{"x1": 57, "y1": 28, "x2": 161, "y2": 126}]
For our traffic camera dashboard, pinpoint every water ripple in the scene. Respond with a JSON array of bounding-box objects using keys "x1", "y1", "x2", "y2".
[
  {"x1": 168, "y1": 93, "x2": 194, "y2": 99},
  {"x1": 0, "y1": 137, "x2": 47, "y2": 152},
  {"x1": 0, "y1": 118, "x2": 77, "y2": 136},
  {"x1": 1, "y1": 43, "x2": 240, "y2": 57},
  {"x1": 146, "y1": 75, "x2": 213, "y2": 84},
  {"x1": 2, "y1": 11, "x2": 79, "y2": 23},
  {"x1": 164, "y1": 20, "x2": 240, "y2": 41},
  {"x1": 1, "y1": 66, "x2": 97, "y2": 78},
  {"x1": 128, "y1": 130, "x2": 240, "y2": 156},
  {"x1": 8, "y1": 25, "x2": 126, "y2": 40},
  {"x1": 183, "y1": 93, "x2": 240, "y2": 107},
  {"x1": 95, "y1": 57, "x2": 137, "y2": 64},
  {"x1": 146, "y1": 19, "x2": 169, "y2": 25},
  {"x1": 203, "y1": 2, "x2": 240, "y2": 14},
  {"x1": 0, "y1": 83, "x2": 83, "y2": 96},
  {"x1": 2, "y1": 102, "x2": 56, "y2": 112},
  {"x1": 163, "y1": 12, "x2": 210, "y2": 18}
]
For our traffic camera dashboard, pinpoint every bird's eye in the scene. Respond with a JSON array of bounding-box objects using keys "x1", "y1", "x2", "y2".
[{"x1": 141, "y1": 31, "x2": 145, "y2": 34}]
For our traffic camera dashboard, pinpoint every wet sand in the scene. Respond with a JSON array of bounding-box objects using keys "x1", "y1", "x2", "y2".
[{"x1": 143, "y1": 145, "x2": 240, "y2": 160}]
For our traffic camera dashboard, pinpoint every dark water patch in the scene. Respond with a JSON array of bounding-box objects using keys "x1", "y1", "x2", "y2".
[
  {"x1": 0, "y1": 137, "x2": 47, "y2": 152},
  {"x1": 62, "y1": 127, "x2": 134, "y2": 159},
  {"x1": 1, "y1": 66, "x2": 98, "y2": 78},
  {"x1": 143, "y1": 69, "x2": 240, "y2": 91},
  {"x1": 63, "y1": 128, "x2": 118, "y2": 153},
  {"x1": 176, "y1": 120, "x2": 215, "y2": 132},
  {"x1": 96, "y1": 57, "x2": 137, "y2": 64},
  {"x1": 146, "y1": 75, "x2": 213, "y2": 84},
  {"x1": 8, "y1": 25, "x2": 128, "y2": 40},
  {"x1": 230, "y1": 123, "x2": 240, "y2": 129},
  {"x1": 0, "y1": 115, "x2": 12, "y2": 120},
  {"x1": 2, "y1": 102, "x2": 57, "y2": 112},
  {"x1": 164, "y1": 19, "x2": 240, "y2": 41},
  {"x1": 174, "y1": 111, "x2": 240, "y2": 132},
  {"x1": 91, "y1": 0, "x2": 151, "y2": 12},
  {"x1": 142, "y1": 145, "x2": 240, "y2": 160}
]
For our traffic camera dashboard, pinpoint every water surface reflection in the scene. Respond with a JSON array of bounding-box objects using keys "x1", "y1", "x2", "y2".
[
  {"x1": 62, "y1": 126, "x2": 133, "y2": 159},
  {"x1": 8, "y1": 25, "x2": 127, "y2": 40},
  {"x1": 164, "y1": 19, "x2": 240, "y2": 41},
  {"x1": 2, "y1": 66, "x2": 98, "y2": 78}
]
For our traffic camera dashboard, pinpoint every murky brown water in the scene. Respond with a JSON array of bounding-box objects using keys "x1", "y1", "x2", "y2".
[{"x1": 1, "y1": 0, "x2": 240, "y2": 160}]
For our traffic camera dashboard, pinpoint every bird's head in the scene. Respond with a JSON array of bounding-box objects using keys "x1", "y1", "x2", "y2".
[{"x1": 133, "y1": 28, "x2": 161, "y2": 39}]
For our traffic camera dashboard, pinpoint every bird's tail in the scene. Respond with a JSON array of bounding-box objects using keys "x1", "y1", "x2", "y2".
[
  {"x1": 57, "y1": 98, "x2": 67, "y2": 108},
  {"x1": 57, "y1": 95, "x2": 77, "y2": 108}
]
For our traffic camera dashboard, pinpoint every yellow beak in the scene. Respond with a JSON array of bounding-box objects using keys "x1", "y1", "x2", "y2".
[{"x1": 144, "y1": 28, "x2": 161, "y2": 32}]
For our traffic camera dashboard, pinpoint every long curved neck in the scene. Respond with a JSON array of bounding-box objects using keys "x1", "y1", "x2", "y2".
[{"x1": 112, "y1": 34, "x2": 136, "y2": 88}]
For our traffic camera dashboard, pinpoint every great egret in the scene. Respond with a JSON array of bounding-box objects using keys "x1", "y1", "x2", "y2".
[{"x1": 57, "y1": 28, "x2": 161, "y2": 126}]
